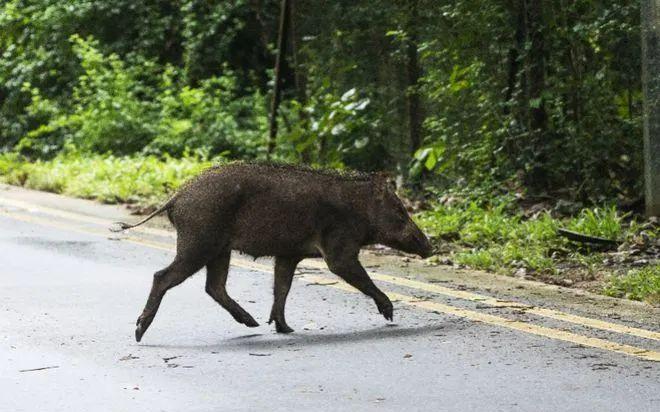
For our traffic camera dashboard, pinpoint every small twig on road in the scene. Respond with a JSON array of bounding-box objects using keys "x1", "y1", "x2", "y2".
[
  {"x1": 19, "y1": 366, "x2": 59, "y2": 373},
  {"x1": 305, "y1": 281, "x2": 338, "y2": 287}
]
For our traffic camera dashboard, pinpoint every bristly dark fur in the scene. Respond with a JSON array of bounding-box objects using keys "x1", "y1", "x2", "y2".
[
  {"x1": 117, "y1": 159, "x2": 431, "y2": 342},
  {"x1": 208, "y1": 160, "x2": 376, "y2": 182}
]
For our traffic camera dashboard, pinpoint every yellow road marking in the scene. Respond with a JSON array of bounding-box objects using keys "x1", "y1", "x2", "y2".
[
  {"x1": 12, "y1": 197, "x2": 655, "y2": 340},
  {"x1": 0, "y1": 197, "x2": 174, "y2": 239},
  {"x1": 389, "y1": 290, "x2": 660, "y2": 362},
  {"x1": 2, "y1": 206, "x2": 659, "y2": 361},
  {"x1": 226, "y1": 263, "x2": 660, "y2": 362},
  {"x1": 299, "y1": 260, "x2": 660, "y2": 342},
  {"x1": 295, "y1": 273, "x2": 660, "y2": 362},
  {"x1": 0, "y1": 208, "x2": 174, "y2": 252}
]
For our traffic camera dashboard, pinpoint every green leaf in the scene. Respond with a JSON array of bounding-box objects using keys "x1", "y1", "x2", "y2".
[{"x1": 424, "y1": 150, "x2": 437, "y2": 170}]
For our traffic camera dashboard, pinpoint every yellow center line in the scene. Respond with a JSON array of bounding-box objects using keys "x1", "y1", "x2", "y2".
[
  {"x1": 0, "y1": 197, "x2": 175, "y2": 239},
  {"x1": 298, "y1": 260, "x2": 660, "y2": 342},
  {"x1": 234, "y1": 263, "x2": 660, "y2": 362},
  {"x1": 2, "y1": 205, "x2": 659, "y2": 362},
  {"x1": 12, "y1": 196, "x2": 657, "y2": 340}
]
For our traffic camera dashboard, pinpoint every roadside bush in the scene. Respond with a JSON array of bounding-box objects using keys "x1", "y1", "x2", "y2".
[
  {"x1": 416, "y1": 199, "x2": 640, "y2": 277},
  {"x1": 147, "y1": 66, "x2": 267, "y2": 158},
  {"x1": 604, "y1": 265, "x2": 660, "y2": 305},
  {"x1": 17, "y1": 35, "x2": 158, "y2": 156},
  {"x1": 16, "y1": 36, "x2": 267, "y2": 159},
  {"x1": 278, "y1": 85, "x2": 376, "y2": 168},
  {"x1": 0, "y1": 150, "x2": 218, "y2": 206}
]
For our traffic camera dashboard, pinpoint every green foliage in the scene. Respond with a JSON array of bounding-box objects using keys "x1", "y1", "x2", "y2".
[
  {"x1": 565, "y1": 206, "x2": 624, "y2": 240},
  {"x1": 0, "y1": 0, "x2": 269, "y2": 156},
  {"x1": 604, "y1": 266, "x2": 660, "y2": 305},
  {"x1": 416, "y1": 200, "x2": 635, "y2": 276},
  {"x1": 13, "y1": 36, "x2": 267, "y2": 158},
  {"x1": 279, "y1": 86, "x2": 373, "y2": 167},
  {"x1": 0, "y1": 149, "x2": 217, "y2": 206},
  {"x1": 150, "y1": 66, "x2": 267, "y2": 158},
  {"x1": 18, "y1": 35, "x2": 159, "y2": 155},
  {"x1": 0, "y1": 0, "x2": 646, "y2": 202},
  {"x1": 410, "y1": 0, "x2": 642, "y2": 200}
]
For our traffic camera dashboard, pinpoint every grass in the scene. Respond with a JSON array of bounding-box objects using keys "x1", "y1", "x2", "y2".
[
  {"x1": 603, "y1": 265, "x2": 660, "y2": 305},
  {"x1": 415, "y1": 200, "x2": 658, "y2": 295},
  {"x1": 2, "y1": 151, "x2": 658, "y2": 304},
  {"x1": 415, "y1": 201, "x2": 564, "y2": 274},
  {"x1": 0, "y1": 151, "x2": 217, "y2": 208}
]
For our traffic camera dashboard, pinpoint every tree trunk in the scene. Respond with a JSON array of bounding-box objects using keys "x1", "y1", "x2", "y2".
[
  {"x1": 249, "y1": 0, "x2": 275, "y2": 90},
  {"x1": 504, "y1": 3, "x2": 524, "y2": 115},
  {"x1": 267, "y1": 0, "x2": 291, "y2": 157},
  {"x1": 523, "y1": 0, "x2": 548, "y2": 189},
  {"x1": 525, "y1": 0, "x2": 547, "y2": 135},
  {"x1": 406, "y1": 0, "x2": 423, "y2": 155},
  {"x1": 641, "y1": 0, "x2": 660, "y2": 216},
  {"x1": 288, "y1": 0, "x2": 311, "y2": 163}
]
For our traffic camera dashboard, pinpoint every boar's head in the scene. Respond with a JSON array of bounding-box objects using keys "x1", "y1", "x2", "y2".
[{"x1": 369, "y1": 174, "x2": 433, "y2": 259}]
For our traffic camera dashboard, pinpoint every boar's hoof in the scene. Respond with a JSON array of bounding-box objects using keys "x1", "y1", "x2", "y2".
[
  {"x1": 135, "y1": 315, "x2": 152, "y2": 342},
  {"x1": 268, "y1": 317, "x2": 294, "y2": 333},
  {"x1": 275, "y1": 323, "x2": 294, "y2": 334},
  {"x1": 378, "y1": 301, "x2": 394, "y2": 322},
  {"x1": 242, "y1": 317, "x2": 260, "y2": 328},
  {"x1": 238, "y1": 313, "x2": 259, "y2": 328},
  {"x1": 135, "y1": 325, "x2": 146, "y2": 342}
]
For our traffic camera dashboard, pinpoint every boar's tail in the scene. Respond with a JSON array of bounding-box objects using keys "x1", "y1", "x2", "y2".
[{"x1": 109, "y1": 196, "x2": 176, "y2": 232}]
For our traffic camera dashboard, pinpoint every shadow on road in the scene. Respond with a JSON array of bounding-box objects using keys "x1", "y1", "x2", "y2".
[{"x1": 142, "y1": 322, "x2": 454, "y2": 352}]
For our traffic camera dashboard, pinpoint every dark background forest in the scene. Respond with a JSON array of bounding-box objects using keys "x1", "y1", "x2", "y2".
[{"x1": 0, "y1": 0, "x2": 644, "y2": 203}]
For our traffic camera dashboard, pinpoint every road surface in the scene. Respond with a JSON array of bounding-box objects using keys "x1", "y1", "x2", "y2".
[{"x1": 0, "y1": 186, "x2": 659, "y2": 411}]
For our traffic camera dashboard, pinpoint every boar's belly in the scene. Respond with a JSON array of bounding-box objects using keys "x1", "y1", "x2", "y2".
[{"x1": 229, "y1": 206, "x2": 319, "y2": 257}]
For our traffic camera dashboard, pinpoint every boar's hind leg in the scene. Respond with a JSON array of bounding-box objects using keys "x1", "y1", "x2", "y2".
[
  {"x1": 135, "y1": 256, "x2": 206, "y2": 342},
  {"x1": 205, "y1": 250, "x2": 259, "y2": 328},
  {"x1": 324, "y1": 250, "x2": 393, "y2": 321},
  {"x1": 268, "y1": 257, "x2": 301, "y2": 333}
]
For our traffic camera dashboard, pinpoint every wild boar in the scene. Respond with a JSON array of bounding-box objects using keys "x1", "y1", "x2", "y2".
[{"x1": 112, "y1": 162, "x2": 433, "y2": 342}]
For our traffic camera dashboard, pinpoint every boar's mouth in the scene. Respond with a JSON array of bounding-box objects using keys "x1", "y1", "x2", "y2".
[
  {"x1": 392, "y1": 229, "x2": 433, "y2": 259},
  {"x1": 414, "y1": 233, "x2": 434, "y2": 259}
]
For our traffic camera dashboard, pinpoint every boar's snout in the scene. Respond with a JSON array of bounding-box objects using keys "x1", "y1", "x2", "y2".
[
  {"x1": 410, "y1": 227, "x2": 433, "y2": 259},
  {"x1": 374, "y1": 185, "x2": 434, "y2": 259},
  {"x1": 396, "y1": 222, "x2": 433, "y2": 259}
]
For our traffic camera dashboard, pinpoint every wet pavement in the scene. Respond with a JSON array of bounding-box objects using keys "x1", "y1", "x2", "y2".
[{"x1": 1, "y1": 189, "x2": 659, "y2": 411}]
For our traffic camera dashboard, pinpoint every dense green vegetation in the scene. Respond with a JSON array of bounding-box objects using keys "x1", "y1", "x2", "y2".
[
  {"x1": 603, "y1": 265, "x2": 660, "y2": 305},
  {"x1": 418, "y1": 200, "x2": 658, "y2": 301},
  {"x1": 0, "y1": 149, "x2": 215, "y2": 206},
  {"x1": 1, "y1": 1, "x2": 656, "y2": 302},
  {"x1": 2, "y1": 151, "x2": 658, "y2": 303},
  {"x1": 0, "y1": 0, "x2": 644, "y2": 201}
]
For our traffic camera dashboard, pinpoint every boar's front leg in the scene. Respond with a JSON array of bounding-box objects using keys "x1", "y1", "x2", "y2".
[
  {"x1": 268, "y1": 256, "x2": 302, "y2": 333},
  {"x1": 323, "y1": 243, "x2": 393, "y2": 321},
  {"x1": 205, "y1": 250, "x2": 259, "y2": 328},
  {"x1": 135, "y1": 256, "x2": 206, "y2": 342}
]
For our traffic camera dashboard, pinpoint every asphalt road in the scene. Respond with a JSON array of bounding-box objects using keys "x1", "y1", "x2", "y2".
[{"x1": 1, "y1": 192, "x2": 659, "y2": 411}]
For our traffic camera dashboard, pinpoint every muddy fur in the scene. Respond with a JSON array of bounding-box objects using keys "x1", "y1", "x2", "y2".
[{"x1": 115, "y1": 162, "x2": 433, "y2": 341}]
